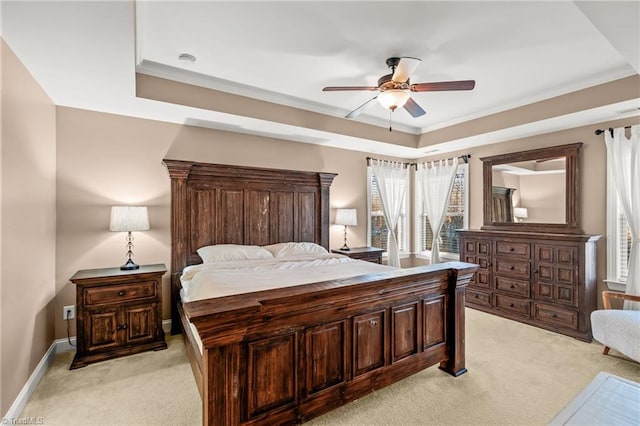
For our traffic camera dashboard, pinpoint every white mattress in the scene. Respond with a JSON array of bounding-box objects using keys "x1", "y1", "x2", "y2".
[
  {"x1": 180, "y1": 253, "x2": 394, "y2": 302},
  {"x1": 179, "y1": 253, "x2": 395, "y2": 354}
]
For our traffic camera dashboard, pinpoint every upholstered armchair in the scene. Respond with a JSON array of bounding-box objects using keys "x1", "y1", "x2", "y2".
[{"x1": 591, "y1": 291, "x2": 640, "y2": 362}]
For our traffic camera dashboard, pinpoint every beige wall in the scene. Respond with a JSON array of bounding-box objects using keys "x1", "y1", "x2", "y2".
[
  {"x1": 1, "y1": 39, "x2": 56, "y2": 415},
  {"x1": 519, "y1": 173, "x2": 565, "y2": 223},
  {"x1": 55, "y1": 107, "x2": 406, "y2": 338}
]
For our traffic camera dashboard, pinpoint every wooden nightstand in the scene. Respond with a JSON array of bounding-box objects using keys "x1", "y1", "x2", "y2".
[
  {"x1": 69, "y1": 264, "x2": 167, "y2": 369},
  {"x1": 331, "y1": 247, "x2": 384, "y2": 264}
]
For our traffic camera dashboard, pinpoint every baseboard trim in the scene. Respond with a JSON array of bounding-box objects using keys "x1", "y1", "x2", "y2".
[{"x1": 1, "y1": 336, "x2": 77, "y2": 420}]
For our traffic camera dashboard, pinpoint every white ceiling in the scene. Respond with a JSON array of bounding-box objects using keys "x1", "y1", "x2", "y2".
[{"x1": 2, "y1": 1, "x2": 639, "y2": 158}]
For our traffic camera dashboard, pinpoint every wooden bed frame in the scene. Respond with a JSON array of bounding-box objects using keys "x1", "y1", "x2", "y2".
[{"x1": 164, "y1": 159, "x2": 478, "y2": 425}]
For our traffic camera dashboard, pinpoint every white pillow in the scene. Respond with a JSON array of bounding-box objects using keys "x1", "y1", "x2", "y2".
[
  {"x1": 196, "y1": 244, "x2": 273, "y2": 263},
  {"x1": 263, "y1": 242, "x2": 328, "y2": 258}
]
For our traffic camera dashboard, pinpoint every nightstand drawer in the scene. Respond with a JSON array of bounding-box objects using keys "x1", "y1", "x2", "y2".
[
  {"x1": 84, "y1": 281, "x2": 156, "y2": 306},
  {"x1": 331, "y1": 247, "x2": 383, "y2": 264},
  {"x1": 356, "y1": 255, "x2": 382, "y2": 264}
]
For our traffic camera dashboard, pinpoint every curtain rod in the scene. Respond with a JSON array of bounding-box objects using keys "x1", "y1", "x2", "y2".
[
  {"x1": 594, "y1": 125, "x2": 632, "y2": 137},
  {"x1": 366, "y1": 154, "x2": 471, "y2": 169}
]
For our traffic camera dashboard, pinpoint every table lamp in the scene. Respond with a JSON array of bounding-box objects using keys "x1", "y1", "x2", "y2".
[
  {"x1": 335, "y1": 208, "x2": 357, "y2": 251},
  {"x1": 109, "y1": 206, "x2": 150, "y2": 270}
]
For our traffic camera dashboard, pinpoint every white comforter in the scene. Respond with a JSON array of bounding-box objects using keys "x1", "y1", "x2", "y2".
[{"x1": 180, "y1": 253, "x2": 395, "y2": 302}]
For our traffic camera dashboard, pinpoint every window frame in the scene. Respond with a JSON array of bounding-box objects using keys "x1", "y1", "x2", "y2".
[
  {"x1": 366, "y1": 166, "x2": 410, "y2": 258},
  {"x1": 414, "y1": 163, "x2": 469, "y2": 262},
  {"x1": 605, "y1": 166, "x2": 629, "y2": 291}
]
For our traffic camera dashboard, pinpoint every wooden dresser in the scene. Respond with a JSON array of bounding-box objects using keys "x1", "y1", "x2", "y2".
[
  {"x1": 70, "y1": 264, "x2": 167, "y2": 369},
  {"x1": 458, "y1": 230, "x2": 600, "y2": 341}
]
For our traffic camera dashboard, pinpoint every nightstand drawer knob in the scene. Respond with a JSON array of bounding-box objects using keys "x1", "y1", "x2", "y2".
[
  {"x1": 118, "y1": 290, "x2": 126, "y2": 296},
  {"x1": 116, "y1": 324, "x2": 128, "y2": 330}
]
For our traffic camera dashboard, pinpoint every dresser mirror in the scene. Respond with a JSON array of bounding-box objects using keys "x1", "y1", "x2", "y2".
[{"x1": 481, "y1": 142, "x2": 582, "y2": 233}]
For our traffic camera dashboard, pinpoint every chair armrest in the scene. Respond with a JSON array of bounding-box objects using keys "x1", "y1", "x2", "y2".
[{"x1": 602, "y1": 290, "x2": 640, "y2": 309}]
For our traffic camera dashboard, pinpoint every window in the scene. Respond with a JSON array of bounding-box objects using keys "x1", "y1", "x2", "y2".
[
  {"x1": 415, "y1": 163, "x2": 468, "y2": 260},
  {"x1": 367, "y1": 167, "x2": 409, "y2": 255},
  {"x1": 606, "y1": 168, "x2": 631, "y2": 290}
]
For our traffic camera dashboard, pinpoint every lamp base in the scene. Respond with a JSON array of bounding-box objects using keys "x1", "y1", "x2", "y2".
[
  {"x1": 120, "y1": 259, "x2": 140, "y2": 270},
  {"x1": 340, "y1": 244, "x2": 351, "y2": 251}
]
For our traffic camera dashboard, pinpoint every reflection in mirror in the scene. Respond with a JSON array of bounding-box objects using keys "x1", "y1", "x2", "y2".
[{"x1": 491, "y1": 157, "x2": 566, "y2": 224}]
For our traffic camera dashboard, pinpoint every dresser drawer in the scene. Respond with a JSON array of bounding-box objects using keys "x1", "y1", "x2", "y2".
[
  {"x1": 467, "y1": 289, "x2": 491, "y2": 307},
  {"x1": 496, "y1": 241, "x2": 530, "y2": 258},
  {"x1": 494, "y1": 258, "x2": 530, "y2": 279},
  {"x1": 495, "y1": 276, "x2": 530, "y2": 297},
  {"x1": 534, "y1": 304, "x2": 578, "y2": 330},
  {"x1": 495, "y1": 294, "x2": 530, "y2": 317},
  {"x1": 84, "y1": 281, "x2": 156, "y2": 306}
]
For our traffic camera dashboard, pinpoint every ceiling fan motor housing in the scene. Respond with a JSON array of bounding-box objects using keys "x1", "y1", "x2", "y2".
[{"x1": 377, "y1": 74, "x2": 410, "y2": 91}]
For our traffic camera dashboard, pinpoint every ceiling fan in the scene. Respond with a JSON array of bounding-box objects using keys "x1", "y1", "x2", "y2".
[{"x1": 323, "y1": 57, "x2": 475, "y2": 120}]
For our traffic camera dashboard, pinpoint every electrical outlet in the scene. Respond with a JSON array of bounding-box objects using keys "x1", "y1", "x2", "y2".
[{"x1": 63, "y1": 305, "x2": 75, "y2": 320}]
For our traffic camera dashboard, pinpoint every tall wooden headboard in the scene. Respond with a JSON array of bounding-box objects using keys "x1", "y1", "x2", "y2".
[{"x1": 163, "y1": 159, "x2": 337, "y2": 332}]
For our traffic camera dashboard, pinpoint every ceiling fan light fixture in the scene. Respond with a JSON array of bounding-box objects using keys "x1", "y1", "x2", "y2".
[{"x1": 378, "y1": 89, "x2": 410, "y2": 111}]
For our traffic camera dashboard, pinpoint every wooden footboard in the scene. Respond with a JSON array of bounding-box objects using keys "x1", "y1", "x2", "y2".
[{"x1": 182, "y1": 262, "x2": 476, "y2": 425}]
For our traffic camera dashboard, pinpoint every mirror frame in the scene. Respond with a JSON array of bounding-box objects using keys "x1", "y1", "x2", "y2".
[{"x1": 481, "y1": 142, "x2": 583, "y2": 234}]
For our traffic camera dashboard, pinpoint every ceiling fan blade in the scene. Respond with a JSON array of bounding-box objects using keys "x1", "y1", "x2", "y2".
[
  {"x1": 323, "y1": 86, "x2": 378, "y2": 92},
  {"x1": 403, "y1": 97, "x2": 426, "y2": 118},
  {"x1": 410, "y1": 80, "x2": 476, "y2": 92},
  {"x1": 345, "y1": 96, "x2": 378, "y2": 119},
  {"x1": 392, "y1": 57, "x2": 421, "y2": 83}
]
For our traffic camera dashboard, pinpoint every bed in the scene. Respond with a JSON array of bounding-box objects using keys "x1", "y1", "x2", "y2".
[{"x1": 164, "y1": 159, "x2": 478, "y2": 425}]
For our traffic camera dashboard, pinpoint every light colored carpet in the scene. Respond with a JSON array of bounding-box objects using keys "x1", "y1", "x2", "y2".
[{"x1": 20, "y1": 309, "x2": 640, "y2": 425}]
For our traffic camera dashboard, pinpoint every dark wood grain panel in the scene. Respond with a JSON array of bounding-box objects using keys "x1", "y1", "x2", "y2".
[
  {"x1": 306, "y1": 321, "x2": 345, "y2": 394},
  {"x1": 353, "y1": 311, "x2": 385, "y2": 376},
  {"x1": 273, "y1": 192, "x2": 295, "y2": 243},
  {"x1": 392, "y1": 303, "x2": 418, "y2": 362},
  {"x1": 190, "y1": 189, "x2": 215, "y2": 251},
  {"x1": 246, "y1": 190, "x2": 271, "y2": 246},
  {"x1": 124, "y1": 305, "x2": 155, "y2": 343},
  {"x1": 298, "y1": 192, "x2": 316, "y2": 243},
  {"x1": 220, "y1": 189, "x2": 244, "y2": 244},
  {"x1": 424, "y1": 295, "x2": 446, "y2": 349},
  {"x1": 247, "y1": 333, "x2": 297, "y2": 417},
  {"x1": 86, "y1": 309, "x2": 118, "y2": 351}
]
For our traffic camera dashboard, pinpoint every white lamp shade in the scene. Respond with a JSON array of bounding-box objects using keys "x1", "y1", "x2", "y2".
[
  {"x1": 109, "y1": 206, "x2": 150, "y2": 232},
  {"x1": 513, "y1": 207, "x2": 528, "y2": 219},
  {"x1": 378, "y1": 90, "x2": 410, "y2": 110},
  {"x1": 335, "y1": 208, "x2": 357, "y2": 226}
]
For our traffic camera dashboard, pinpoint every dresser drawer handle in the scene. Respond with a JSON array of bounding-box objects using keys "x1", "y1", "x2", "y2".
[
  {"x1": 370, "y1": 319, "x2": 378, "y2": 326},
  {"x1": 118, "y1": 290, "x2": 126, "y2": 296},
  {"x1": 474, "y1": 294, "x2": 479, "y2": 298},
  {"x1": 509, "y1": 284, "x2": 515, "y2": 289},
  {"x1": 552, "y1": 314, "x2": 558, "y2": 318},
  {"x1": 116, "y1": 324, "x2": 128, "y2": 330},
  {"x1": 510, "y1": 247, "x2": 515, "y2": 251},
  {"x1": 509, "y1": 266, "x2": 515, "y2": 270},
  {"x1": 509, "y1": 303, "x2": 515, "y2": 307}
]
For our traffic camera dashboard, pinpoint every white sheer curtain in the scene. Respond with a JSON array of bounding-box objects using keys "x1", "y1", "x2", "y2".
[
  {"x1": 370, "y1": 159, "x2": 408, "y2": 268},
  {"x1": 605, "y1": 125, "x2": 640, "y2": 310},
  {"x1": 416, "y1": 158, "x2": 459, "y2": 264}
]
